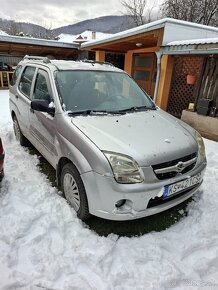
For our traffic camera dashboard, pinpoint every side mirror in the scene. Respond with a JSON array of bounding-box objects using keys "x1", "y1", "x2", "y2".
[{"x1": 31, "y1": 99, "x2": 55, "y2": 115}]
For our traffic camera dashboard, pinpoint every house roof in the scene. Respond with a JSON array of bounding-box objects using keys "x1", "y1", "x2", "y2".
[
  {"x1": 0, "y1": 34, "x2": 79, "y2": 49},
  {"x1": 81, "y1": 18, "x2": 218, "y2": 53},
  {"x1": 0, "y1": 30, "x2": 8, "y2": 36},
  {"x1": 167, "y1": 37, "x2": 218, "y2": 46},
  {"x1": 162, "y1": 37, "x2": 218, "y2": 55},
  {"x1": 58, "y1": 31, "x2": 113, "y2": 44},
  {"x1": 0, "y1": 34, "x2": 79, "y2": 58}
]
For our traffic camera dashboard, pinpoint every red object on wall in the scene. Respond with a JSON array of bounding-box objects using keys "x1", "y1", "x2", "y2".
[{"x1": 186, "y1": 74, "x2": 197, "y2": 85}]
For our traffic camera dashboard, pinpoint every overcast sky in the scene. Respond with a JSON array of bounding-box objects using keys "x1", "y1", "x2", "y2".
[{"x1": 0, "y1": 0, "x2": 161, "y2": 29}]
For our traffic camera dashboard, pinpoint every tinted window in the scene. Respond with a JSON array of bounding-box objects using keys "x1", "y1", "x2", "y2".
[
  {"x1": 11, "y1": 65, "x2": 22, "y2": 86},
  {"x1": 19, "y1": 66, "x2": 35, "y2": 97},
  {"x1": 33, "y1": 72, "x2": 51, "y2": 102}
]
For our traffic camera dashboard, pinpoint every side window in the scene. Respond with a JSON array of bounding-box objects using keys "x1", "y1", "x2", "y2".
[
  {"x1": 11, "y1": 65, "x2": 22, "y2": 86},
  {"x1": 33, "y1": 72, "x2": 51, "y2": 102},
  {"x1": 19, "y1": 66, "x2": 36, "y2": 97}
]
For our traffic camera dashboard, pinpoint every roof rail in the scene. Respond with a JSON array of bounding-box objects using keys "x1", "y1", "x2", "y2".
[
  {"x1": 80, "y1": 59, "x2": 114, "y2": 67},
  {"x1": 23, "y1": 55, "x2": 51, "y2": 64}
]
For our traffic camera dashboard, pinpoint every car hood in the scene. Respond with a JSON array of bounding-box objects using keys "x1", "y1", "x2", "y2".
[{"x1": 71, "y1": 109, "x2": 198, "y2": 166}]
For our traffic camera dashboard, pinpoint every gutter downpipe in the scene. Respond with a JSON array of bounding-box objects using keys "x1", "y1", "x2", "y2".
[{"x1": 153, "y1": 51, "x2": 162, "y2": 103}]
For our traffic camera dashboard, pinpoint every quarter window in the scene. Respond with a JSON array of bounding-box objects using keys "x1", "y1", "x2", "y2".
[
  {"x1": 11, "y1": 65, "x2": 22, "y2": 86},
  {"x1": 19, "y1": 66, "x2": 35, "y2": 97}
]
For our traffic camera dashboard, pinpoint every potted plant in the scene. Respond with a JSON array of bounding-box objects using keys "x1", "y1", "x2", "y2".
[{"x1": 186, "y1": 74, "x2": 197, "y2": 85}]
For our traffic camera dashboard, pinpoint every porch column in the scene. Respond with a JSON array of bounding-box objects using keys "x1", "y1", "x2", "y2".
[
  {"x1": 156, "y1": 55, "x2": 175, "y2": 110},
  {"x1": 95, "y1": 51, "x2": 105, "y2": 62},
  {"x1": 124, "y1": 51, "x2": 133, "y2": 75}
]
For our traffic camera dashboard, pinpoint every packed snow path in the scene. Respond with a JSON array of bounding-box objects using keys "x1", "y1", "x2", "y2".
[{"x1": 0, "y1": 90, "x2": 218, "y2": 289}]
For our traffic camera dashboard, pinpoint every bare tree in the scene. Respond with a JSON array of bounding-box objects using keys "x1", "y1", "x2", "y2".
[
  {"x1": 161, "y1": 0, "x2": 218, "y2": 26},
  {"x1": 41, "y1": 22, "x2": 56, "y2": 40},
  {"x1": 121, "y1": 0, "x2": 147, "y2": 26},
  {"x1": 7, "y1": 21, "x2": 21, "y2": 36},
  {"x1": 31, "y1": 22, "x2": 56, "y2": 40}
]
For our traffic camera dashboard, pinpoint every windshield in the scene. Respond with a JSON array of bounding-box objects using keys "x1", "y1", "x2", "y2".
[{"x1": 55, "y1": 70, "x2": 155, "y2": 113}]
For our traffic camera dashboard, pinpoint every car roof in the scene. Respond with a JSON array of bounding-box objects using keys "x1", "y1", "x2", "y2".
[
  {"x1": 20, "y1": 57, "x2": 124, "y2": 73},
  {"x1": 51, "y1": 60, "x2": 123, "y2": 73}
]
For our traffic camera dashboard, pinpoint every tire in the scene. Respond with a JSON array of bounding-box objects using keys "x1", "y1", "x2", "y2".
[
  {"x1": 13, "y1": 116, "x2": 29, "y2": 146},
  {"x1": 61, "y1": 163, "x2": 90, "y2": 220}
]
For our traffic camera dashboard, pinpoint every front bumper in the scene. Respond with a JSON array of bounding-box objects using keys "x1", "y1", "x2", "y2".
[{"x1": 82, "y1": 160, "x2": 207, "y2": 220}]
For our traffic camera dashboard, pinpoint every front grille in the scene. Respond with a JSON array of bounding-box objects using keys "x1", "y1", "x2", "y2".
[{"x1": 152, "y1": 152, "x2": 197, "y2": 180}]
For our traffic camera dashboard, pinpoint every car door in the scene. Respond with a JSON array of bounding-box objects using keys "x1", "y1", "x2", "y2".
[
  {"x1": 29, "y1": 68, "x2": 57, "y2": 167},
  {"x1": 16, "y1": 66, "x2": 36, "y2": 138}
]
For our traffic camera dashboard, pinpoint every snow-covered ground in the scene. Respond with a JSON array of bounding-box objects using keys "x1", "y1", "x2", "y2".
[{"x1": 0, "y1": 90, "x2": 218, "y2": 290}]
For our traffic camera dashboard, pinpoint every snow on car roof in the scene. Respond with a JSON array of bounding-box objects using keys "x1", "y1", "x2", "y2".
[{"x1": 50, "y1": 60, "x2": 123, "y2": 72}]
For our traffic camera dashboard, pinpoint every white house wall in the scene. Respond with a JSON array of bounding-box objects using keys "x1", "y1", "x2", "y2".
[{"x1": 163, "y1": 22, "x2": 218, "y2": 46}]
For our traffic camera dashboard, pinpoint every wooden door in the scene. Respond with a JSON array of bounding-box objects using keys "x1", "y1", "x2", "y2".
[{"x1": 132, "y1": 53, "x2": 156, "y2": 97}]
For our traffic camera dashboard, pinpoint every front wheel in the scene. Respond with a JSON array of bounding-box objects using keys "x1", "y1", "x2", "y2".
[{"x1": 61, "y1": 163, "x2": 90, "y2": 220}]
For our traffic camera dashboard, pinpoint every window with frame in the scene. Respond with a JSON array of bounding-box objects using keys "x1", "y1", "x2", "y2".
[
  {"x1": 11, "y1": 65, "x2": 22, "y2": 86},
  {"x1": 33, "y1": 72, "x2": 51, "y2": 102},
  {"x1": 19, "y1": 66, "x2": 35, "y2": 97}
]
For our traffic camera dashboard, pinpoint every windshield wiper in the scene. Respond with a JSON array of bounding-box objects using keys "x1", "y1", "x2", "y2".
[
  {"x1": 67, "y1": 110, "x2": 111, "y2": 116},
  {"x1": 67, "y1": 106, "x2": 156, "y2": 116},
  {"x1": 116, "y1": 105, "x2": 156, "y2": 113}
]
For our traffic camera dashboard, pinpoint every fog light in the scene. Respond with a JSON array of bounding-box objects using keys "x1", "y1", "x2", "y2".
[{"x1": 115, "y1": 199, "x2": 126, "y2": 208}]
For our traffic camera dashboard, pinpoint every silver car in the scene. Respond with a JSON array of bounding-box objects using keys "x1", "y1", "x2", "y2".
[{"x1": 9, "y1": 56, "x2": 207, "y2": 220}]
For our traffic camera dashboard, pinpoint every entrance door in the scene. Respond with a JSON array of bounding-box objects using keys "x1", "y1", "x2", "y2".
[{"x1": 132, "y1": 53, "x2": 156, "y2": 97}]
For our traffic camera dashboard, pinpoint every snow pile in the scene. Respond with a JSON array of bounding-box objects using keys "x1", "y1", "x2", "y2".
[{"x1": 0, "y1": 90, "x2": 218, "y2": 289}]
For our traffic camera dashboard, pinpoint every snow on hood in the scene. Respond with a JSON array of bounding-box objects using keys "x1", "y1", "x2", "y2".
[{"x1": 72, "y1": 109, "x2": 198, "y2": 166}]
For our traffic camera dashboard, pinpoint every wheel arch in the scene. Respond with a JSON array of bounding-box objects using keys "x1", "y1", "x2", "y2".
[
  {"x1": 56, "y1": 157, "x2": 79, "y2": 187},
  {"x1": 11, "y1": 110, "x2": 16, "y2": 120}
]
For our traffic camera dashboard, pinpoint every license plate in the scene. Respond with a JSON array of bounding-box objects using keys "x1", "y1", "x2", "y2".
[{"x1": 163, "y1": 173, "x2": 201, "y2": 199}]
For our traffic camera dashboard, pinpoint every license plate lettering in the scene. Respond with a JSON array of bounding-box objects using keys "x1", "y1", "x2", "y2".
[{"x1": 164, "y1": 173, "x2": 201, "y2": 199}]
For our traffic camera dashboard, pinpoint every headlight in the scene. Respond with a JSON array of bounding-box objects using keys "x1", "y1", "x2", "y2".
[
  {"x1": 195, "y1": 131, "x2": 206, "y2": 161},
  {"x1": 103, "y1": 152, "x2": 144, "y2": 184}
]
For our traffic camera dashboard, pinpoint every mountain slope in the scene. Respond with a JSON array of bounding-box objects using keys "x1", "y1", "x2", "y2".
[
  {"x1": 0, "y1": 15, "x2": 135, "y2": 39},
  {"x1": 53, "y1": 15, "x2": 135, "y2": 35}
]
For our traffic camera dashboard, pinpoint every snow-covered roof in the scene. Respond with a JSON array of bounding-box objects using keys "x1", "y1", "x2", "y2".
[
  {"x1": 162, "y1": 37, "x2": 218, "y2": 55},
  {"x1": 57, "y1": 30, "x2": 113, "y2": 44},
  {"x1": 0, "y1": 29, "x2": 8, "y2": 36},
  {"x1": 167, "y1": 37, "x2": 218, "y2": 46},
  {"x1": 81, "y1": 18, "x2": 218, "y2": 49},
  {"x1": 49, "y1": 59, "x2": 122, "y2": 72},
  {"x1": 0, "y1": 34, "x2": 79, "y2": 49}
]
